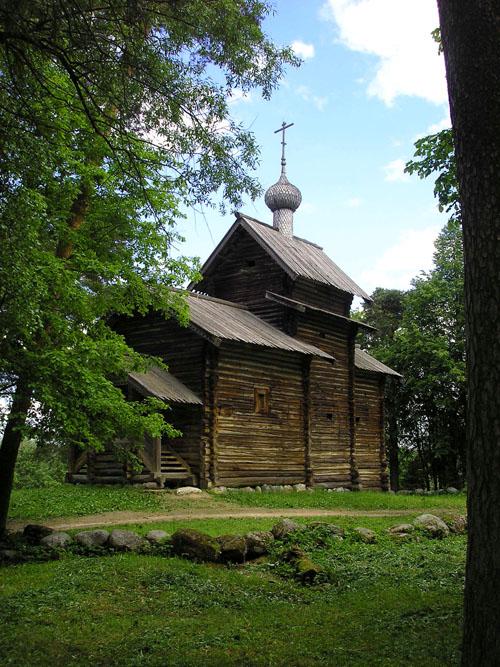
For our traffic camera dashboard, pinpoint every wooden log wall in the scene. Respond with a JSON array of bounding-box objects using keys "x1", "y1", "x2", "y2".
[
  {"x1": 292, "y1": 279, "x2": 353, "y2": 317},
  {"x1": 354, "y1": 369, "x2": 386, "y2": 489},
  {"x1": 214, "y1": 342, "x2": 306, "y2": 486},
  {"x1": 196, "y1": 228, "x2": 287, "y2": 328},
  {"x1": 295, "y1": 311, "x2": 353, "y2": 486}
]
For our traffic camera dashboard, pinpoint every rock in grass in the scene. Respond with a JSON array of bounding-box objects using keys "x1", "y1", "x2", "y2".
[
  {"x1": 40, "y1": 532, "x2": 72, "y2": 549},
  {"x1": 0, "y1": 549, "x2": 20, "y2": 563},
  {"x1": 171, "y1": 529, "x2": 220, "y2": 562},
  {"x1": 446, "y1": 487, "x2": 459, "y2": 494},
  {"x1": 281, "y1": 546, "x2": 323, "y2": 584},
  {"x1": 23, "y1": 524, "x2": 53, "y2": 545},
  {"x1": 75, "y1": 529, "x2": 110, "y2": 548},
  {"x1": 447, "y1": 515, "x2": 467, "y2": 535},
  {"x1": 413, "y1": 514, "x2": 450, "y2": 539},
  {"x1": 271, "y1": 518, "x2": 301, "y2": 540},
  {"x1": 293, "y1": 483, "x2": 307, "y2": 492},
  {"x1": 175, "y1": 486, "x2": 202, "y2": 496},
  {"x1": 146, "y1": 530, "x2": 169, "y2": 544},
  {"x1": 245, "y1": 531, "x2": 274, "y2": 558},
  {"x1": 353, "y1": 527, "x2": 377, "y2": 544},
  {"x1": 307, "y1": 522, "x2": 345, "y2": 538},
  {"x1": 217, "y1": 534, "x2": 247, "y2": 563},
  {"x1": 388, "y1": 524, "x2": 414, "y2": 535},
  {"x1": 109, "y1": 530, "x2": 144, "y2": 551}
]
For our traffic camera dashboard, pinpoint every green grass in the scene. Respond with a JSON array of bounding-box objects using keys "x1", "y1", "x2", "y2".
[
  {"x1": 0, "y1": 528, "x2": 465, "y2": 666},
  {"x1": 215, "y1": 489, "x2": 467, "y2": 512}
]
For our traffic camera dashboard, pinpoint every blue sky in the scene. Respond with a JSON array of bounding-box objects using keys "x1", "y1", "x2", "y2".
[{"x1": 176, "y1": 0, "x2": 450, "y2": 297}]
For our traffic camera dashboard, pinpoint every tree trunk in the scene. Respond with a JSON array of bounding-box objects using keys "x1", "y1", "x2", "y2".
[
  {"x1": 437, "y1": 2, "x2": 500, "y2": 664},
  {"x1": 0, "y1": 381, "x2": 32, "y2": 535}
]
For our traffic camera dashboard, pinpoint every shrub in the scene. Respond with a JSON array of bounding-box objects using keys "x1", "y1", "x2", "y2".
[{"x1": 14, "y1": 440, "x2": 67, "y2": 489}]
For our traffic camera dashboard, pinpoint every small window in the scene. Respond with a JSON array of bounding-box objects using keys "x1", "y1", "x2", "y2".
[{"x1": 254, "y1": 386, "x2": 270, "y2": 415}]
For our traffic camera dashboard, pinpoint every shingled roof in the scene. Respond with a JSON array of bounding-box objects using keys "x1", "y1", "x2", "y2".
[
  {"x1": 128, "y1": 366, "x2": 202, "y2": 404},
  {"x1": 195, "y1": 213, "x2": 370, "y2": 300},
  {"x1": 186, "y1": 292, "x2": 334, "y2": 361},
  {"x1": 354, "y1": 347, "x2": 402, "y2": 378}
]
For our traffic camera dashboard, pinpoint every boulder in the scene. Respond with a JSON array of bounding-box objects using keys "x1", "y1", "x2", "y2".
[
  {"x1": 281, "y1": 546, "x2": 323, "y2": 585},
  {"x1": 40, "y1": 532, "x2": 72, "y2": 549},
  {"x1": 283, "y1": 485, "x2": 294, "y2": 492},
  {"x1": 171, "y1": 529, "x2": 220, "y2": 562},
  {"x1": 0, "y1": 549, "x2": 20, "y2": 563},
  {"x1": 293, "y1": 483, "x2": 307, "y2": 492},
  {"x1": 446, "y1": 487, "x2": 460, "y2": 495},
  {"x1": 211, "y1": 487, "x2": 226, "y2": 495},
  {"x1": 75, "y1": 529, "x2": 110, "y2": 548},
  {"x1": 271, "y1": 518, "x2": 301, "y2": 540},
  {"x1": 413, "y1": 514, "x2": 450, "y2": 539},
  {"x1": 353, "y1": 527, "x2": 377, "y2": 544},
  {"x1": 388, "y1": 523, "x2": 414, "y2": 535},
  {"x1": 240, "y1": 486, "x2": 255, "y2": 493},
  {"x1": 245, "y1": 531, "x2": 274, "y2": 558},
  {"x1": 307, "y1": 522, "x2": 345, "y2": 538},
  {"x1": 23, "y1": 524, "x2": 53, "y2": 545},
  {"x1": 175, "y1": 486, "x2": 202, "y2": 496},
  {"x1": 217, "y1": 535, "x2": 247, "y2": 563},
  {"x1": 146, "y1": 530, "x2": 169, "y2": 544},
  {"x1": 143, "y1": 482, "x2": 160, "y2": 490},
  {"x1": 447, "y1": 515, "x2": 467, "y2": 535},
  {"x1": 109, "y1": 529, "x2": 144, "y2": 551},
  {"x1": 254, "y1": 486, "x2": 262, "y2": 493}
]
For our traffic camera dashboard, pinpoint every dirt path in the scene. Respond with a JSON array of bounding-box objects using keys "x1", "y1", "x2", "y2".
[{"x1": 9, "y1": 506, "x2": 447, "y2": 532}]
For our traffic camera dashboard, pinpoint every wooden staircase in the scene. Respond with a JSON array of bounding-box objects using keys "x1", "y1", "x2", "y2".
[{"x1": 153, "y1": 444, "x2": 194, "y2": 487}]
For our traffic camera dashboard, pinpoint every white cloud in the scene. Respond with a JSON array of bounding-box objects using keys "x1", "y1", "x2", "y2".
[
  {"x1": 359, "y1": 225, "x2": 440, "y2": 292},
  {"x1": 426, "y1": 113, "x2": 451, "y2": 134},
  {"x1": 228, "y1": 88, "x2": 253, "y2": 106},
  {"x1": 321, "y1": 0, "x2": 447, "y2": 106},
  {"x1": 295, "y1": 85, "x2": 328, "y2": 111},
  {"x1": 345, "y1": 197, "x2": 362, "y2": 208},
  {"x1": 291, "y1": 40, "x2": 316, "y2": 60},
  {"x1": 384, "y1": 158, "x2": 410, "y2": 182}
]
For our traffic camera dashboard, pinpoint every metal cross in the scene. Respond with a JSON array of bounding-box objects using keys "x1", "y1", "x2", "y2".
[{"x1": 274, "y1": 121, "x2": 294, "y2": 173}]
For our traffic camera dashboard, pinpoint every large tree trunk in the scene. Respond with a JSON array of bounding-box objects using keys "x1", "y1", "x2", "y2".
[
  {"x1": 437, "y1": 2, "x2": 500, "y2": 664},
  {"x1": 0, "y1": 381, "x2": 31, "y2": 535}
]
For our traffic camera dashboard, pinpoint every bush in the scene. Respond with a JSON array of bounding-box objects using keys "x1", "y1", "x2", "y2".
[{"x1": 14, "y1": 440, "x2": 67, "y2": 489}]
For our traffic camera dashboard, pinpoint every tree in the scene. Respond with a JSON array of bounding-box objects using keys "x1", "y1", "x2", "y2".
[
  {"x1": 0, "y1": 1, "x2": 296, "y2": 534},
  {"x1": 436, "y1": 2, "x2": 500, "y2": 663}
]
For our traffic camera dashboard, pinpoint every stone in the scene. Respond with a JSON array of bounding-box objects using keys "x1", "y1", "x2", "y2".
[
  {"x1": 414, "y1": 488, "x2": 425, "y2": 495},
  {"x1": 217, "y1": 535, "x2": 248, "y2": 563},
  {"x1": 397, "y1": 489, "x2": 413, "y2": 495},
  {"x1": 447, "y1": 515, "x2": 467, "y2": 535},
  {"x1": 413, "y1": 514, "x2": 450, "y2": 539},
  {"x1": 0, "y1": 549, "x2": 20, "y2": 562},
  {"x1": 109, "y1": 530, "x2": 144, "y2": 551},
  {"x1": 281, "y1": 546, "x2": 322, "y2": 584},
  {"x1": 254, "y1": 486, "x2": 262, "y2": 493},
  {"x1": 143, "y1": 482, "x2": 160, "y2": 490},
  {"x1": 23, "y1": 524, "x2": 53, "y2": 545},
  {"x1": 245, "y1": 531, "x2": 274, "y2": 558},
  {"x1": 446, "y1": 487, "x2": 460, "y2": 495},
  {"x1": 388, "y1": 523, "x2": 414, "y2": 535},
  {"x1": 146, "y1": 530, "x2": 169, "y2": 544},
  {"x1": 40, "y1": 532, "x2": 72, "y2": 549},
  {"x1": 171, "y1": 529, "x2": 220, "y2": 562},
  {"x1": 75, "y1": 529, "x2": 110, "y2": 548},
  {"x1": 293, "y1": 483, "x2": 307, "y2": 492},
  {"x1": 211, "y1": 486, "x2": 226, "y2": 495},
  {"x1": 240, "y1": 486, "x2": 255, "y2": 493},
  {"x1": 283, "y1": 485, "x2": 293, "y2": 492},
  {"x1": 307, "y1": 522, "x2": 345, "y2": 538},
  {"x1": 271, "y1": 518, "x2": 301, "y2": 540},
  {"x1": 175, "y1": 486, "x2": 202, "y2": 496},
  {"x1": 353, "y1": 527, "x2": 377, "y2": 544},
  {"x1": 261, "y1": 484, "x2": 272, "y2": 492}
]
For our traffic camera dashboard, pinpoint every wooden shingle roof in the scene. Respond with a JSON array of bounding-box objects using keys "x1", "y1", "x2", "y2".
[
  {"x1": 354, "y1": 347, "x2": 402, "y2": 378},
  {"x1": 195, "y1": 213, "x2": 371, "y2": 300},
  {"x1": 128, "y1": 366, "x2": 202, "y2": 404},
  {"x1": 186, "y1": 292, "x2": 334, "y2": 360}
]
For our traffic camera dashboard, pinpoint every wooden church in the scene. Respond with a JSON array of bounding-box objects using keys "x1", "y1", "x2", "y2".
[{"x1": 67, "y1": 125, "x2": 400, "y2": 490}]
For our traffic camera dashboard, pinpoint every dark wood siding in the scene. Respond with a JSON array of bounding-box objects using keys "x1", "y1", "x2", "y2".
[
  {"x1": 214, "y1": 342, "x2": 305, "y2": 486},
  {"x1": 292, "y1": 279, "x2": 353, "y2": 316},
  {"x1": 294, "y1": 311, "x2": 353, "y2": 486},
  {"x1": 196, "y1": 227, "x2": 287, "y2": 327},
  {"x1": 355, "y1": 370, "x2": 386, "y2": 489}
]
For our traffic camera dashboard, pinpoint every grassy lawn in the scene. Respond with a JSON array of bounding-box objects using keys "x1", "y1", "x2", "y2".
[
  {"x1": 215, "y1": 489, "x2": 467, "y2": 512},
  {"x1": 9, "y1": 485, "x2": 466, "y2": 524},
  {"x1": 0, "y1": 520, "x2": 464, "y2": 666}
]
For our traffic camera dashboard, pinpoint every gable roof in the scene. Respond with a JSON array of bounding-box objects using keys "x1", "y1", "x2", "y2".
[
  {"x1": 354, "y1": 347, "x2": 402, "y2": 378},
  {"x1": 128, "y1": 366, "x2": 202, "y2": 404},
  {"x1": 186, "y1": 292, "x2": 334, "y2": 361},
  {"x1": 194, "y1": 213, "x2": 370, "y2": 300}
]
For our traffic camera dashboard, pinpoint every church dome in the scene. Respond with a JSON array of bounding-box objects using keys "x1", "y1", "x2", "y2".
[{"x1": 264, "y1": 172, "x2": 302, "y2": 213}]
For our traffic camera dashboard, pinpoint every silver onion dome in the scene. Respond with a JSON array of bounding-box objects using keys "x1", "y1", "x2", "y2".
[{"x1": 264, "y1": 172, "x2": 302, "y2": 213}]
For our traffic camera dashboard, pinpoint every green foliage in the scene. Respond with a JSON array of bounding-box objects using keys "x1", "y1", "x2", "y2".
[
  {"x1": 0, "y1": 1, "x2": 296, "y2": 490},
  {"x1": 13, "y1": 441, "x2": 67, "y2": 489}
]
